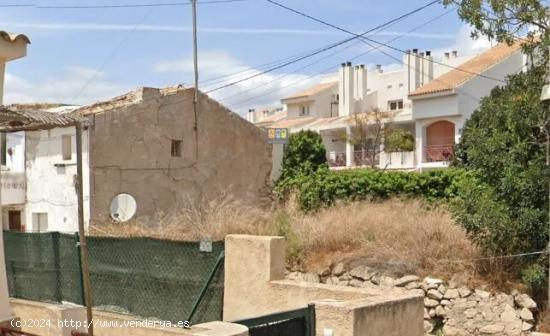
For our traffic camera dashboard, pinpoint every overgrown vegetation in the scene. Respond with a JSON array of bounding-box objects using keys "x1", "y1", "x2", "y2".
[
  {"x1": 90, "y1": 197, "x2": 479, "y2": 279},
  {"x1": 451, "y1": 67, "x2": 550, "y2": 294},
  {"x1": 276, "y1": 167, "x2": 468, "y2": 212}
]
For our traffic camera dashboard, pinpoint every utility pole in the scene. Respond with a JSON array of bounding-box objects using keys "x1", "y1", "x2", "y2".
[
  {"x1": 76, "y1": 123, "x2": 94, "y2": 336},
  {"x1": 191, "y1": 0, "x2": 200, "y2": 160},
  {"x1": 540, "y1": 2, "x2": 550, "y2": 305}
]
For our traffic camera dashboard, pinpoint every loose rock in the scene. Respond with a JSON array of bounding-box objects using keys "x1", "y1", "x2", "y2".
[{"x1": 394, "y1": 275, "x2": 419, "y2": 287}]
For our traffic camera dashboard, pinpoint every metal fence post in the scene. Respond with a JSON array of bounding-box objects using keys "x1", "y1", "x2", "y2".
[
  {"x1": 307, "y1": 303, "x2": 316, "y2": 336},
  {"x1": 187, "y1": 250, "x2": 225, "y2": 324},
  {"x1": 52, "y1": 231, "x2": 62, "y2": 302},
  {"x1": 75, "y1": 232, "x2": 85, "y2": 306}
]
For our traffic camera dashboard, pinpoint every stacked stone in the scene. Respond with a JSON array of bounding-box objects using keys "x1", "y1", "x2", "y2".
[{"x1": 286, "y1": 264, "x2": 538, "y2": 335}]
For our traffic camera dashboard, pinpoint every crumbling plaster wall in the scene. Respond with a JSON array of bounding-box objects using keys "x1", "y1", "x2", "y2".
[{"x1": 89, "y1": 87, "x2": 272, "y2": 222}]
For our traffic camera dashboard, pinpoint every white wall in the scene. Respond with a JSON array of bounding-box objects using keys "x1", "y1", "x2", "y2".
[
  {"x1": 24, "y1": 127, "x2": 90, "y2": 233},
  {"x1": 1, "y1": 132, "x2": 26, "y2": 206},
  {"x1": 412, "y1": 94, "x2": 459, "y2": 120},
  {"x1": 458, "y1": 51, "x2": 524, "y2": 121},
  {"x1": 286, "y1": 85, "x2": 338, "y2": 119}
]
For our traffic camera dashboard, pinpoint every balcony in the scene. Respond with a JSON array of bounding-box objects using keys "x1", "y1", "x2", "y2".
[
  {"x1": 327, "y1": 151, "x2": 381, "y2": 168},
  {"x1": 353, "y1": 151, "x2": 380, "y2": 167},
  {"x1": 380, "y1": 151, "x2": 415, "y2": 169},
  {"x1": 1, "y1": 172, "x2": 26, "y2": 205},
  {"x1": 328, "y1": 152, "x2": 346, "y2": 167},
  {"x1": 424, "y1": 145, "x2": 454, "y2": 163}
]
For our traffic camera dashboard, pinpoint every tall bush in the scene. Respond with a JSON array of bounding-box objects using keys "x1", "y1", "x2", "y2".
[
  {"x1": 279, "y1": 130, "x2": 327, "y2": 181},
  {"x1": 453, "y1": 67, "x2": 550, "y2": 259}
]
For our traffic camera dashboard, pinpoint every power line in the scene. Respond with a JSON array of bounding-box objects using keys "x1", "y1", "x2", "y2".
[
  {"x1": 215, "y1": 1, "x2": 426, "y2": 101},
  {"x1": 265, "y1": 0, "x2": 507, "y2": 84},
  {"x1": 225, "y1": 7, "x2": 456, "y2": 108},
  {"x1": 37, "y1": 0, "x2": 247, "y2": 9},
  {"x1": 204, "y1": 0, "x2": 442, "y2": 94},
  {"x1": 0, "y1": 4, "x2": 34, "y2": 7},
  {"x1": 199, "y1": 2, "x2": 416, "y2": 88}
]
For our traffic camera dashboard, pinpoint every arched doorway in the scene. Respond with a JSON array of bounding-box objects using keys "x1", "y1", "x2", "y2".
[{"x1": 425, "y1": 121, "x2": 455, "y2": 162}]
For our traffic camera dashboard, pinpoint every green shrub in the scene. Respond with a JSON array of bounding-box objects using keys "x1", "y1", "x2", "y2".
[
  {"x1": 271, "y1": 210, "x2": 302, "y2": 263},
  {"x1": 522, "y1": 262, "x2": 547, "y2": 294},
  {"x1": 279, "y1": 130, "x2": 327, "y2": 182},
  {"x1": 452, "y1": 67, "x2": 550, "y2": 260},
  {"x1": 276, "y1": 168, "x2": 468, "y2": 212}
]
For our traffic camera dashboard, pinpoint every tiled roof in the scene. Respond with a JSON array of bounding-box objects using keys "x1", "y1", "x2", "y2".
[
  {"x1": 0, "y1": 107, "x2": 84, "y2": 132},
  {"x1": 282, "y1": 81, "x2": 337, "y2": 101},
  {"x1": 409, "y1": 42, "x2": 522, "y2": 97},
  {"x1": 0, "y1": 31, "x2": 30, "y2": 44},
  {"x1": 269, "y1": 116, "x2": 316, "y2": 129},
  {"x1": 75, "y1": 86, "x2": 190, "y2": 116},
  {"x1": 259, "y1": 110, "x2": 287, "y2": 123}
]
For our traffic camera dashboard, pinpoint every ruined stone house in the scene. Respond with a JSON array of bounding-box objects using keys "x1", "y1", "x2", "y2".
[
  {"x1": 77, "y1": 86, "x2": 273, "y2": 224},
  {"x1": 2, "y1": 86, "x2": 272, "y2": 231}
]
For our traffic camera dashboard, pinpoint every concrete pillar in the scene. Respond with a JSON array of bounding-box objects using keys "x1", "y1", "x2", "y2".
[
  {"x1": 345, "y1": 127, "x2": 354, "y2": 167},
  {"x1": 223, "y1": 235, "x2": 285, "y2": 321},
  {"x1": 0, "y1": 61, "x2": 5, "y2": 106},
  {"x1": 415, "y1": 122, "x2": 424, "y2": 169},
  {"x1": 0, "y1": 120, "x2": 9, "y2": 322}
]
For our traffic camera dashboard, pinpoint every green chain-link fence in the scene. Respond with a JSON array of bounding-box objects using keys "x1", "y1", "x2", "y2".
[{"x1": 3, "y1": 231, "x2": 224, "y2": 324}]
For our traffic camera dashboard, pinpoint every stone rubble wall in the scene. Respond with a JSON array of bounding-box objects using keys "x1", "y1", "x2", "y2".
[{"x1": 288, "y1": 263, "x2": 538, "y2": 335}]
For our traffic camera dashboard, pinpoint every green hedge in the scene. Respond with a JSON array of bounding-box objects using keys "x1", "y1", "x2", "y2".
[{"x1": 276, "y1": 168, "x2": 469, "y2": 212}]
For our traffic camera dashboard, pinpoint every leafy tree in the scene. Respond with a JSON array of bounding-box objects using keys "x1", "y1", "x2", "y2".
[
  {"x1": 340, "y1": 109, "x2": 394, "y2": 168},
  {"x1": 279, "y1": 130, "x2": 327, "y2": 181},
  {"x1": 385, "y1": 128, "x2": 415, "y2": 153},
  {"x1": 443, "y1": 0, "x2": 548, "y2": 61},
  {"x1": 453, "y1": 66, "x2": 550, "y2": 257}
]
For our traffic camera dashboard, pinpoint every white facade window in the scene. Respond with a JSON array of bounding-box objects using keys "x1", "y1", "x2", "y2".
[
  {"x1": 62, "y1": 134, "x2": 72, "y2": 161},
  {"x1": 0, "y1": 133, "x2": 6, "y2": 166},
  {"x1": 171, "y1": 140, "x2": 182, "y2": 157},
  {"x1": 299, "y1": 105, "x2": 310, "y2": 116},
  {"x1": 389, "y1": 100, "x2": 404, "y2": 111},
  {"x1": 32, "y1": 213, "x2": 48, "y2": 232}
]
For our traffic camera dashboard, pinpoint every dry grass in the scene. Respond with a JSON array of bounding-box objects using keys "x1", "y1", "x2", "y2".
[{"x1": 90, "y1": 196, "x2": 481, "y2": 281}]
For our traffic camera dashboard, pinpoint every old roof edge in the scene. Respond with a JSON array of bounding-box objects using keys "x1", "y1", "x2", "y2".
[{"x1": 0, "y1": 31, "x2": 31, "y2": 44}]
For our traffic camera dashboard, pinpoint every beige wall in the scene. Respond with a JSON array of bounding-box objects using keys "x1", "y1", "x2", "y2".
[
  {"x1": 224, "y1": 235, "x2": 424, "y2": 336},
  {"x1": 88, "y1": 87, "x2": 272, "y2": 222}
]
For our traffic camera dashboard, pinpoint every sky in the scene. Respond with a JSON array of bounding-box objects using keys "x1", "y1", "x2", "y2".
[{"x1": 0, "y1": 0, "x2": 493, "y2": 116}]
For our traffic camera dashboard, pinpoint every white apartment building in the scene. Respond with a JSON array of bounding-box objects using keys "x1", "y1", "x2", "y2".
[{"x1": 253, "y1": 42, "x2": 525, "y2": 175}]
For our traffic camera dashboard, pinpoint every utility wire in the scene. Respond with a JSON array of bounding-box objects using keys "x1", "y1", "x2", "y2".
[
  {"x1": 0, "y1": 4, "x2": 34, "y2": 7},
  {"x1": 199, "y1": 2, "x2": 416, "y2": 88},
  {"x1": 226, "y1": 7, "x2": 456, "y2": 108},
  {"x1": 214, "y1": 2, "x2": 423, "y2": 100},
  {"x1": 37, "y1": 0, "x2": 247, "y2": 9},
  {"x1": 204, "y1": 0, "x2": 442, "y2": 94},
  {"x1": 265, "y1": 0, "x2": 507, "y2": 84}
]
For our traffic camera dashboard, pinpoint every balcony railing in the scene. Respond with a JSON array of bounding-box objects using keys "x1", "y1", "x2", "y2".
[
  {"x1": 424, "y1": 144, "x2": 454, "y2": 163},
  {"x1": 1, "y1": 172, "x2": 26, "y2": 205},
  {"x1": 353, "y1": 151, "x2": 380, "y2": 167},
  {"x1": 328, "y1": 152, "x2": 346, "y2": 167},
  {"x1": 327, "y1": 151, "x2": 380, "y2": 168}
]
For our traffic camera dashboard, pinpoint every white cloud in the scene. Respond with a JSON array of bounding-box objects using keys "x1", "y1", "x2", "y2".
[
  {"x1": 4, "y1": 66, "x2": 131, "y2": 105},
  {"x1": 431, "y1": 25, "x2": 493, "y2": 58},
  {"x1": 0, "y1": 21, "x2": 453, "y2": 39},
  {"x1": 154, "y1": 50, "x2": 329, "y2": 115}
]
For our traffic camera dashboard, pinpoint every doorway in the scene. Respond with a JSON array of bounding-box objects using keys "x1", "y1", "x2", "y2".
[{"x1": 8, "y1": 210, "x2": 22, "y2": 231}]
